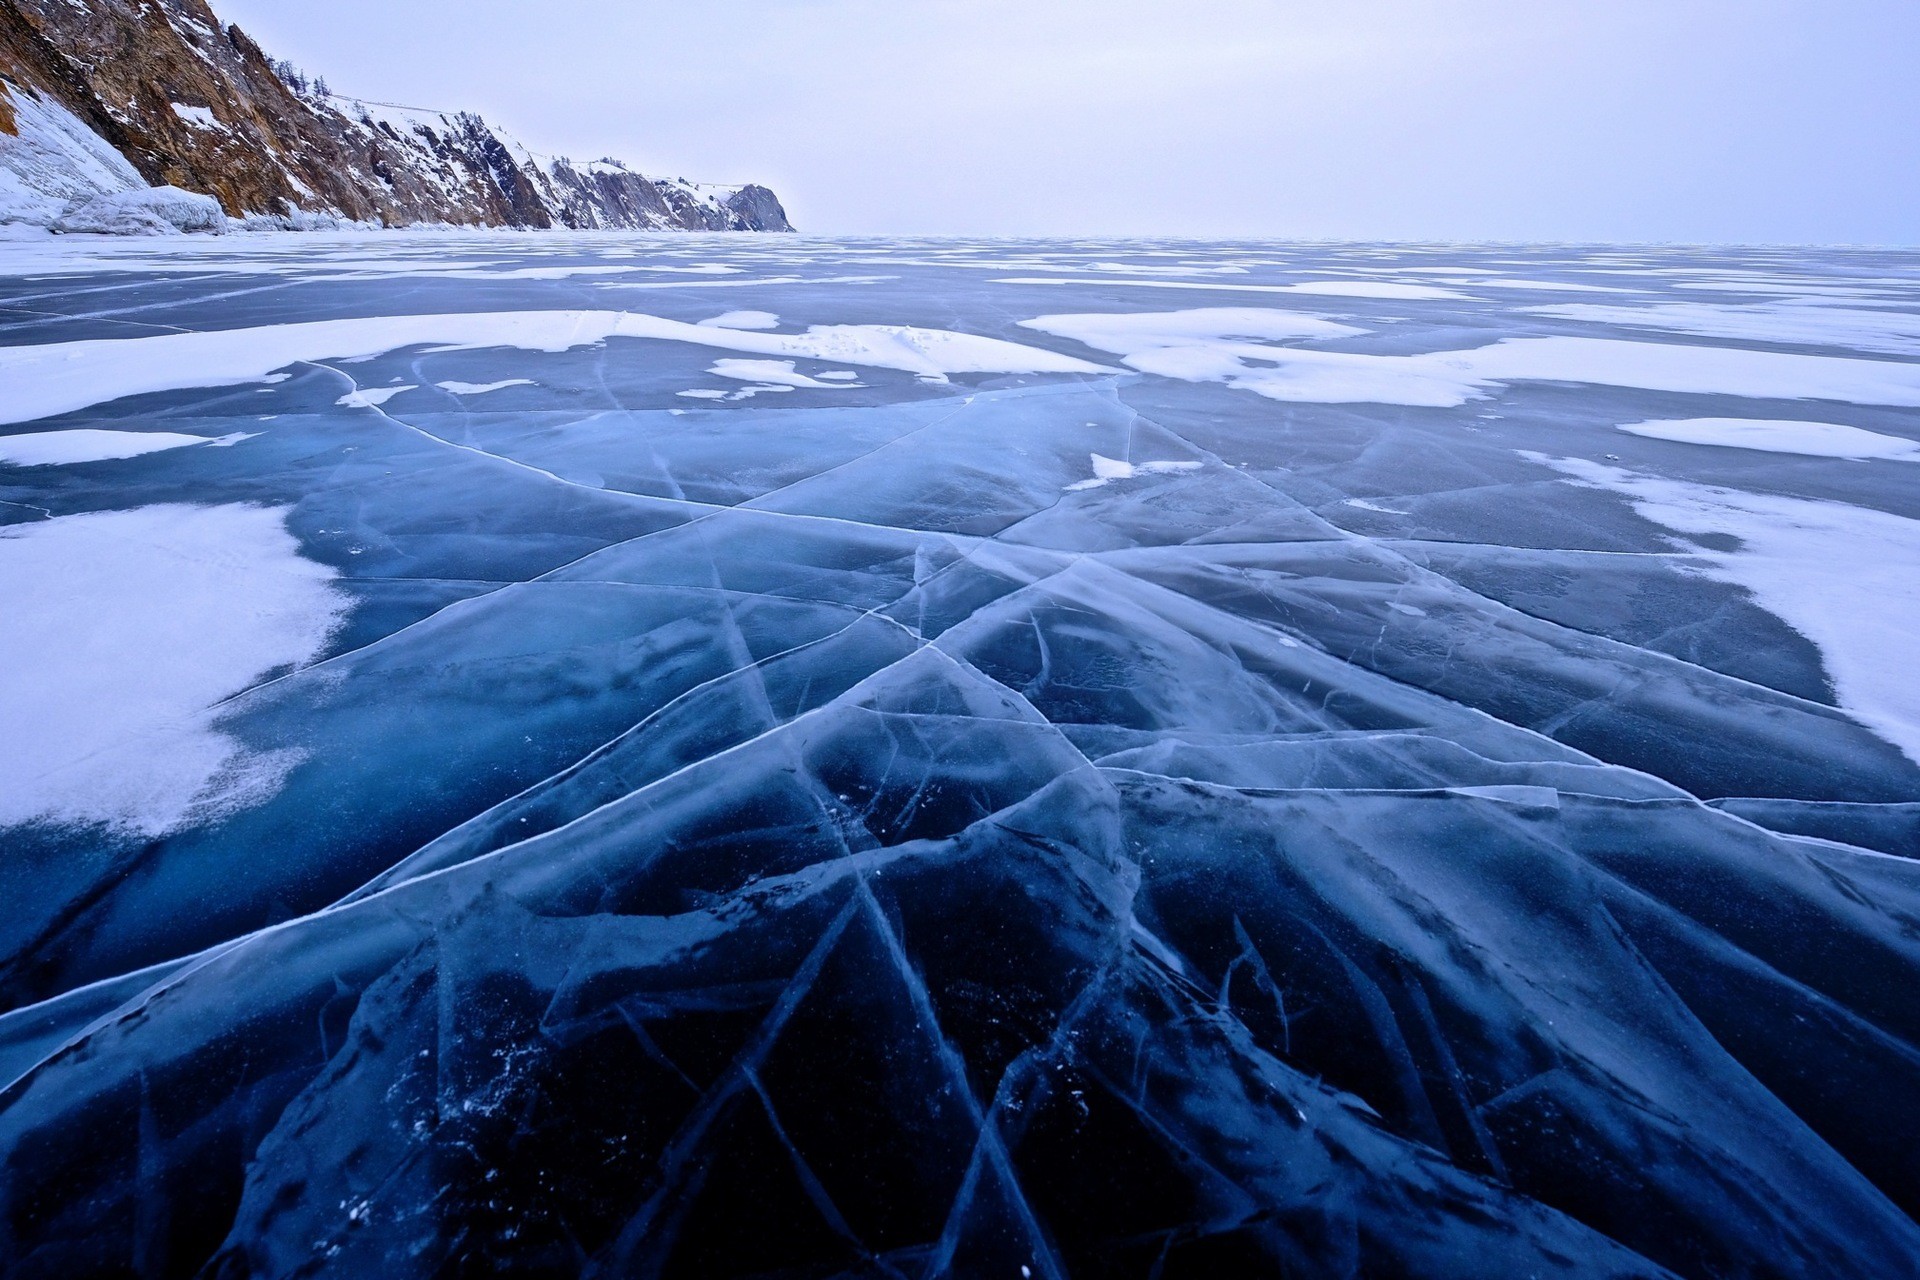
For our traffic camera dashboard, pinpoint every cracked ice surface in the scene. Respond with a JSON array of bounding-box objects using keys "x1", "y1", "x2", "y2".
[{"x1": 1, "y1": 235, "x2": 1919, "y2": 1279}]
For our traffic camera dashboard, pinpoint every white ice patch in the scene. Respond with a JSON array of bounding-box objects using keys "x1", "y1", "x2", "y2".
[
  {"x1": 1617, "y1": 419, "x2": 1920, "y2": 461},
  {"x1": 336, "y1": 384, "x2": 417, "y2": 408},
  {"x1": 0, "y1": 428, "x2": 250, "y2": 466},
  {"x1": 436, "y1": 379, "x2": 534, "y2": 396},
  {"x1": 0, "y1": 310, "x2": 1111, "y2": 426},
  {"x1": 0, "y1": 504, "x2": 346, "y2": 836},
  {"x1": 1530, "y1": 454, "x2": 1920, "y2": 766},
  {"x1": 1022, "y1": 310, "x2": 1920, "y2": 409},
  {"x1": 699, "y1": 310, "x2": 781, "y2": 330},
  {"x1": 1527, "y1": 302, "x2": 1920, "y2": 357},
  {"x1": 1065, "y1": 453, "x2": 1203, "y2": 491},
  {"x1": 708, "y1": 359, "x2": 862, "y2": 389}
]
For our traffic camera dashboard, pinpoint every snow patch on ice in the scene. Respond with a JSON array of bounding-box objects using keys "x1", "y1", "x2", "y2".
[
  {"x1": 0, "y1": 504, "x2": 346, "y2": 836},
  {"x1": 436, "y1": 379, "x2": 534, "y2": 396},
  {"x1": 1530, "y1": 453, "x2": 1920, "y2": 766},
  {"x1": 0, "y1": 428, "x2": 252, "y2": 466},
  {"x1": 0, "y1": 310, "x2": 1112, "y2": 425},
  {"x1": 1617, "y1": 419, "x2": 1920, "y2": 461},
  {"x1": 708, "y1": 359, "x2": 862, "y2": 389},
  {"x1": 1528, "y1": 302, "x2": 1920, "y2": 357},
  {"x1": 1002, "y1": 277, "x2": 1467, "y2": 300},
  {"x1": 1281, "y1": 280, "x2": 1468, "y2": 301},
  {"x1": 1065, "y1": 453, "x2": 1203, "y2": 491},
  {"x1": 1023, "y1": 310, "x2": 1920, "y2": 408},
  {"x1": 1023, "y1": 307, "x2": 1364, "y2": 353},
  {"x1": 336, "y1": 385, "x2": 417, "y2": 408}
]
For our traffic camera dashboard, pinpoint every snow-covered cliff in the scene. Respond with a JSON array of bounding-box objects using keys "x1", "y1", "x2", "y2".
[{"x1": 0, "y1": 0, "x2": 791, "y2": 233}]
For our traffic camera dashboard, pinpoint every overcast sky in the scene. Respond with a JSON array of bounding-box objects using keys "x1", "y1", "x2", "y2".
[{"x1": 212, "y1": 0, "x2": 1920, "y2": 243}]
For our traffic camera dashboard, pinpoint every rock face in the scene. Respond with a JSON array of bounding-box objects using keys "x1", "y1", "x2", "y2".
[{"x1": 0, "y1": 0, "x2": 791, "y2": 231}]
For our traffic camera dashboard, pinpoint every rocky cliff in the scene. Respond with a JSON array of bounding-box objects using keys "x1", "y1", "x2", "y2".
[{"x1": 0, "y1": 0, "x2": 790, "y2": 232}]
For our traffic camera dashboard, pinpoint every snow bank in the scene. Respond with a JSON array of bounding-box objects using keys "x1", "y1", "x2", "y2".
[
  {"x1": 0, "y1": 504, "x2": 346, "y2": 835},
  {"x1": 1617, "y1": 418, "x2": 1920, "y2": 461},
  {"x1": 1531, "y1": 454, "x2": 1920, "y2": 766},
  {"x1": 0, "y1": 310, "x2": 1113, "y2": 425},
  {"x1": 53, "y1": 186, "x2": 226, "y2": 236}
]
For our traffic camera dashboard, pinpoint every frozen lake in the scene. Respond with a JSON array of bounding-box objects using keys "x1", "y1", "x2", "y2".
[{"x1": 2, "y1": 233, "x2": 1919, "y2": 1277}]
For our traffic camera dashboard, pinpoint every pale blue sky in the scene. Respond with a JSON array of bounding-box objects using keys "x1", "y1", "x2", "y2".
[{"x1": 213, "y1": 0, "x2": 1920, "y2": 242}]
